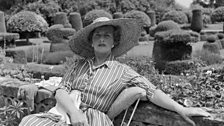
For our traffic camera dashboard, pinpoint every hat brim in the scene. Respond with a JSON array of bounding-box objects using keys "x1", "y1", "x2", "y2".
[{"x1": 69, "y1": 18, "x2": 143, "y2": 58}]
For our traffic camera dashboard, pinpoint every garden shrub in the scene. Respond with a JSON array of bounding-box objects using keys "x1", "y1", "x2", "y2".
[
  {"x1": 183, "y1": 10, "x2": 192, "y2": 23},
  {"x1": 155, "y1": 30, "x2": 191, "y2": 44},
  {"x1": 68, "y1": 12, "x2": 83, "y2": 31},
  {"x1": 146, "y1": 11, "x2": 156, "y2": 26},
  {"x1": 113, "y1": 12, "x2": 123, "y2": 19},
  {"x1": 83, "y1": 9, "x2": 112, "y2": 27},
  {"x1": 200, "y1": 34, "x2": 207, "y2": 41},
  {"x1": 189, "y1": 31, "x2": 200, "y2": 43},
  {"x1": 43, "y1": 51, "x2": 74, "y2": 65},
  {"x1": 191, "y1": 9, "x2": 203, "y2": 33},
  {"x1": 162, "y1": 10, "x2": 188, "y2": 24},
  {"x1": 206, "y1": 35, "x2": 217, "y2": 43},
  {"x1": 153, "y1": 20, "x2": 180, "y2": 36},
  {"x1": 0, "y1": 33, "x2": 20, "y2": 41},
  {"x1": 0, "y1": 11, "x2": 6, "y2": 32},
  {"x1": 211, "y1": 6, "x2": 224, "y2": 23},
  {"x1": 54, "y1": 12, "x2": 71, "y2": 28},
  {"x1": 46, "y1": 24, "x2": 76, "y2": 43},
  {"x1": 220, "y1": 39, "x2": 224, "y2": 48},
  {"x1": 164, "y1": 59, "x2": 204, "y2": 75},
  {"x1": 202, "y1": 42, "x2": 220, "y2": 54},
  {"x1": 153, "y1": 30, "x2": 193, "y2": 72},
  {"x1": 203, "y1": 14, "x2": 212, "y2": 25},
  {"x1": 217, "y1": 33, "x2": 224, "y2": 40},
  {"x1": 7, "y1": 11, "x2": 48, "y2": 33},
  {"x1": 124, "y1": 10, "x2": 151, "y2": 27},
  {"x1": 193, "y1": 49, "x2": 222, "y2": 65}
]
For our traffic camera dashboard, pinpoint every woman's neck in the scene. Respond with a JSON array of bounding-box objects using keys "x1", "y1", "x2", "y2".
[{"x1": 94, "y1": 52, "x2": 110, "y2": 66}]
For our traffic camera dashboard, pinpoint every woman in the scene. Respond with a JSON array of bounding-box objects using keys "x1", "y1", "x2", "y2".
[{"x1": 20, "y1": 17, "x2": 210, "y2": 126}]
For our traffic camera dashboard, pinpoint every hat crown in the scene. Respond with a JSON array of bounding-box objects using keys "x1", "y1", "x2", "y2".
[{"x1": 93, "y1": 17, "x2": 111, "y2": 24}]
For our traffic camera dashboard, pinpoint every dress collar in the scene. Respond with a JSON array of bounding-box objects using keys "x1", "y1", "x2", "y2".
[{"x1": 88, "y1": 55, "x2": 115, "y2": 70}]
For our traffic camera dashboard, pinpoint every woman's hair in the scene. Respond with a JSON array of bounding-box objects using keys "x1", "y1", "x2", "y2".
[{"x1": 88, "y1": 25, "x2": 121, "y2": 48}]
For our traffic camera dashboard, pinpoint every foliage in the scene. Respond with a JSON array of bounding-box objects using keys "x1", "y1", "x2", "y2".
[
  {"x1": 193, "y1": 49, "x2": 223, "y2": 65},
  {"x1": 206, "y1": 35, "x2": 217, "y2": 43},
  {"x1": 7, "y1": 11, "x2": 48, "y2": 32},
  {"x1": 191, "y1": 9, "x2": 203, "y2": 33},
  {"x1": 211, "y1": 6, "x2": 224, "y2": 23},
  {"x1": 183, "y1": 10, "x2": 192, "y2": 23},
  {"x1": 46, "y1": 24, "x2": 76, "y2": 43},
  {"x1": 217, "y1": 33, "x2": 224, "y2": 40},
  {"x1": 162, "y1": 10, "x2": 188, "y2": 24},
  {"x1": 164, "y1": 59, "x2": 206, "y2": 75},
  {"x1": 155, "y1": 30, "x2": 192, "y2": 44},
  {"x1": 203, "y1": 14, "x2": 212, "y2": 25},
  {"x1": 203, "y1": 42, "x2": 220, "y2": 54},
  {"x1": 0, "y1": 99, "x2": 28, "y2": 126},
  {"x1": 83, "y1": 9, "x2": 112, "y2": 27},
  {"x1": 124, "y1": 10, "x2": 151, "y2": 27},
  {"x1": 153, "y1": 20, "x2": 180, "y2": 35},
  {"x1": 113, "y1": 12, "x2": 123, "y2": 19}
]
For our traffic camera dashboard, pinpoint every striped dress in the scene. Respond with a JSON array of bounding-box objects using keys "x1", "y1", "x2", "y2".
[{"x1": 19, "y1": 55, "x2": 156, "y2": 126}]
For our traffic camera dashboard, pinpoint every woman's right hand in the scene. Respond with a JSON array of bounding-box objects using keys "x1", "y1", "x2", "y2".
[{"x1": 70, "y1": 111, "x2": 89, "y2": 126}]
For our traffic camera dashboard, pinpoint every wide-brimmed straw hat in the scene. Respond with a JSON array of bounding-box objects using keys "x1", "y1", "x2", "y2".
[{"x1": 69, "y1": 17, "x2": 143, "y2": 58}]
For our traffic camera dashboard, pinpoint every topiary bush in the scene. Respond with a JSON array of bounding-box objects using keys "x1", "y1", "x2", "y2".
[
  {"x1": 184, "y1": 10, "x2": 192, "y2": 23},
  {"x1": 0, "y1": 11, "x2": 6, "y2": 33},
  {"x1": 211, "y1": 6, "x2": 224, "y2": 23},
  {"x1": 68, "y1": 12, "x2": 83, "y2": 31},
  {"x1": 7, "y1": 11, "x2": 48, "y2": 33},
  {"x1": 83, "y1": 9, "x2": 112, "y2": 27},
  {"x1": 164, "y1": 59, "x2": 203, "y2": 75},
  {"x1": 191, "y1": 9, "x2": 203, "y2": 33},
  {"x1": 124, "y1": 10, "x2": 151, "y2": 27},
  {"x1": 217, "y1": 33, "x2": 224, "y2": 40},
  {"x1": 46, "y1": 24, "x2": 76, "y2": 43},
  {"x1": 219, "y1": 39, "x2": 224, "y2": 48},
  {"x1": 153, "y1": 29, "x2": 193, "y2": 72},
  {"x1": 113, "y1": 12, "x2": 123, "y2": 19},
  {"x1": 206, "y1": 35, "x2": 217, "y2": 43},
  {"x1": 193, "y1": 49, "x2": 222, "y2": 65},
  {"x1": 162, "y1": 10, "x2": 188, "y2": 24},
  {"x1": 153, "y1": 20, "x2": 180, "y2": 36},
  {"x1": 54, "y1": 12, "x2": 71, "y2": 28},
  {"x1": 202, "y1": 42, "x2": 220, "y2": 54},
  {"x1": 146, "y1": 11, "x2": 156, "y2": 26}
]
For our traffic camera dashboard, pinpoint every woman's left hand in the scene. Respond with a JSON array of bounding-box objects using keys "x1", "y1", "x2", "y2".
[{"x1": 176, "y1": 107, "x2": 211, "y2": 126}]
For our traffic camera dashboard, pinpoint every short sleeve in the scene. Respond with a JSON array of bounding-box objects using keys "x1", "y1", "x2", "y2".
[{"x1": 122, "y1": 65, "x2": 156, "y2": 100}]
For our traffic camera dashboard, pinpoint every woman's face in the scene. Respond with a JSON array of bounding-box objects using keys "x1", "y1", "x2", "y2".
[{"x1": 92, "y1": 26, "x2": 114, "y2": 55}]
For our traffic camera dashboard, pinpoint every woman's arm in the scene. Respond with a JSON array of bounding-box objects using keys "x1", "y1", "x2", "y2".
[
  {"x1": 55, "y1": 89, "x2": 88, "y2": 125},
  {"x1": 150, "y1": 89, "x2": 210, "y2": 126}
]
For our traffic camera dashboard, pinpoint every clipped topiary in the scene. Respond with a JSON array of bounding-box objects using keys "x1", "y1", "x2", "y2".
[
  {"x1": 153, "y1": 29, "x2": 193, "y2": 72},
  {"x1": 54, "y1": 12, "x2": 68, "y2": 25},
  {"x1": 184, "y1": 10, "x2": 192, "y2": 23},
  {"x1": 7, "y1": 11, "x2": 48, "y2": 33},
  {"x1": 191, "y1": 9, "x2": 203, "y2": 33},
  {"x1": 124, "y1": 10, "x2": 151, "y2": 27},
  {"x1": 189, "y1": 30, "x2": 200, "y2": 43},
  {"x1": 50, "y1": 42, "x2": 71, "y2": 52},
  {"x1": 155, "y1": 30, "x2": 191, "y2": 44},
  {"x1": 113, "y1": 12, "x2": 123, "y2": 19},
  {"x1": 69, "y1": 12, "x2": 83, "y2": 31},
  {"x1": 219, "y1": 39, "x2": 224, "y2": 48},
  {"x1": 46, "y1": 24, "x2": 76, "y2": 43},
  {"x1": 217, "y1": 33, "x2": 224, "y2": 40},
  {"x1": 7, "y1": 11, "x2": 48, "y2": 42},
  {"x1": 202, "y1": 42, "x2": 220, "y2": 54},
  {"x1": 162, "y1": 10, "x2": 188, "y2": 24},
  {"x1": 203, "y1": 14, "x2": 212, "y2": 25},
  {"x1": 153, "y1": 20, "x2": 180, "y2": 36},
  {"x1": 83, "y1": 9, "x2": 112, "y2": 27},
  {"x1": 43, "y1": 51, "x2": 74, "y2": 65},
  {"x1": 211, "y1": 6, "x2": 224, "y2": 23},
  {"x1": 206, "y1": 35, "x2": 217, "y2": 43},
  {"x1": 146, "y1": 11, "x2": 156, "y2": 26},
  {"x1": 0, "y1": 11, "x2": 6, "y2": 33}
]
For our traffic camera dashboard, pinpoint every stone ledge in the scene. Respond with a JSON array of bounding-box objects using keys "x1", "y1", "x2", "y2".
[{"x1": 114, "y1": 101, "x2": 224, "y2": 126}]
